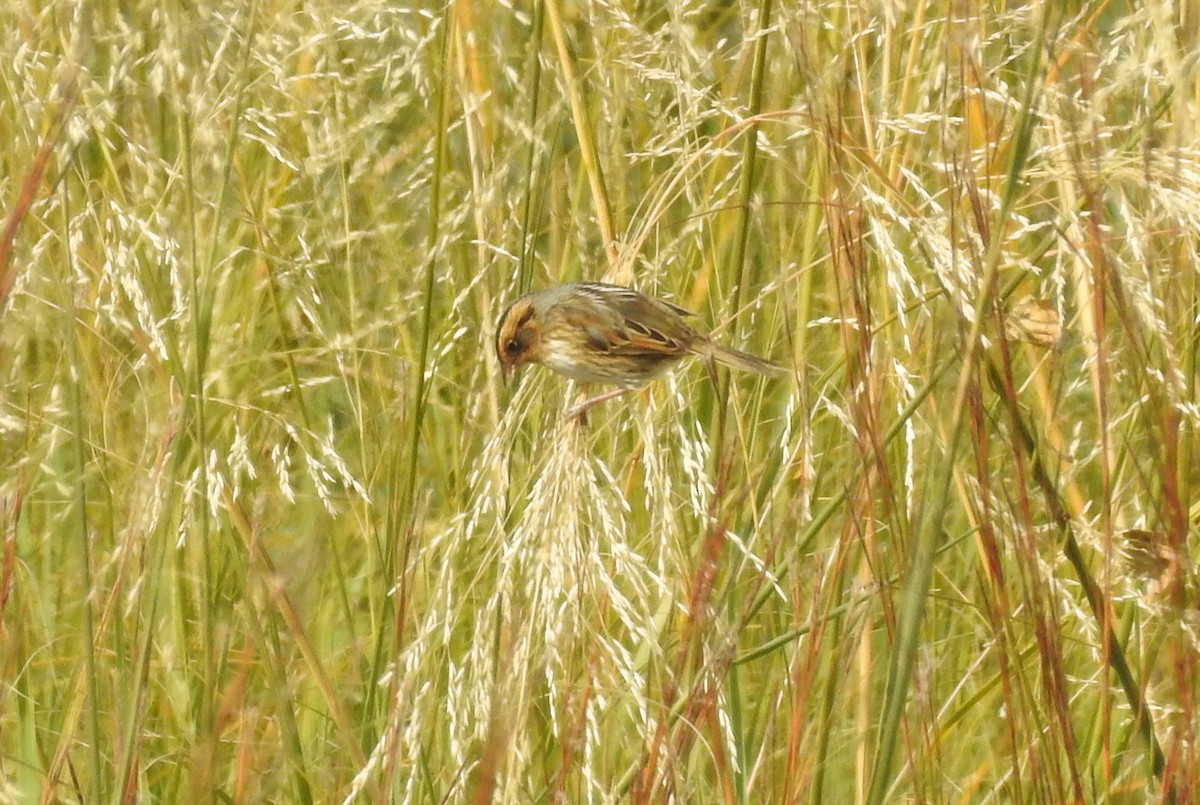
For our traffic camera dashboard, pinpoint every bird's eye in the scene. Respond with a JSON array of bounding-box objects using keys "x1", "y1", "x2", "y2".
[{"x1": 506, "y1": 339, "x2": 521, "y2": 355}]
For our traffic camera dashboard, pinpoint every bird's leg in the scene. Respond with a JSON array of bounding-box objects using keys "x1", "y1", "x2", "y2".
[{"x1": 566, "y1": 388, "x2": 631, "y2": 419}]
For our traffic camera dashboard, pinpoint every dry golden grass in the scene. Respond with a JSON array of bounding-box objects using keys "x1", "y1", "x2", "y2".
[{"x1": 1, "y1": 1, "x2": 1198, "y2": 802}]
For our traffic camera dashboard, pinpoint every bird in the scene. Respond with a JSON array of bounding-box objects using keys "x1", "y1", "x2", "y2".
[{"x1": 494, "y1": 281, "x2": 782, "y2": 416}]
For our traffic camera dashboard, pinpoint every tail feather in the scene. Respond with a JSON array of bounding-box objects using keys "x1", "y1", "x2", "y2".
[{"x1": 697, "y1": 341, "x2": 785, "y2": 376}]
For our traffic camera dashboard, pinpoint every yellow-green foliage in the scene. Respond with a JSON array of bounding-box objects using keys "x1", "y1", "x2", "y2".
[{"x1": 1, "y1": 1, "x2": 1197, "y2": 802}]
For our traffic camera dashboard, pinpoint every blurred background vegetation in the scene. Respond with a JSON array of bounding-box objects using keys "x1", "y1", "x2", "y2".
[{"x1": 1, "y1": 1, "x2": 1197, "y2": 802}]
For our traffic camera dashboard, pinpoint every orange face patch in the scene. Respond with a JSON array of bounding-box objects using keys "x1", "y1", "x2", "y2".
[{"x1": 495, "y1": 299, "x2": 540, "y2": 370}]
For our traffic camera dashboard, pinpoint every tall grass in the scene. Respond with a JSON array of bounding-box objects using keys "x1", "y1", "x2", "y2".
[{"x1": 1, "y1": 1, "x2": 1197, "y2": 802}]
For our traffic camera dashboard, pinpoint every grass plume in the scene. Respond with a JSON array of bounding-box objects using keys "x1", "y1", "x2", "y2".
[{"x1": 1, "y1": 1, "x2": 1197, "y2": 802}]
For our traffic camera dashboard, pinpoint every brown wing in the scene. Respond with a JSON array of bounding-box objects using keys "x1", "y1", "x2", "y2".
[
  {"x1": 608, "y1": 292, "x2": 696, "y2": 356},
  {"x1": 555, "y1": 282, "x2": 699, "y2": 357},
  {"x1": 615, "y1": 307, "x2": 692, "y2": 356}
]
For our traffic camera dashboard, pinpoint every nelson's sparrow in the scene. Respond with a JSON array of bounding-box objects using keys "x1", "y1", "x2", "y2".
[{"x1": 495, "y1": 281, "x2": 782, "y2": 415}]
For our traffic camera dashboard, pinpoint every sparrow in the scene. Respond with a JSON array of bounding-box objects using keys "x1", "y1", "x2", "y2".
[{"x1": 495, "y1": 281, "x2": 781, "y2": 415}]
